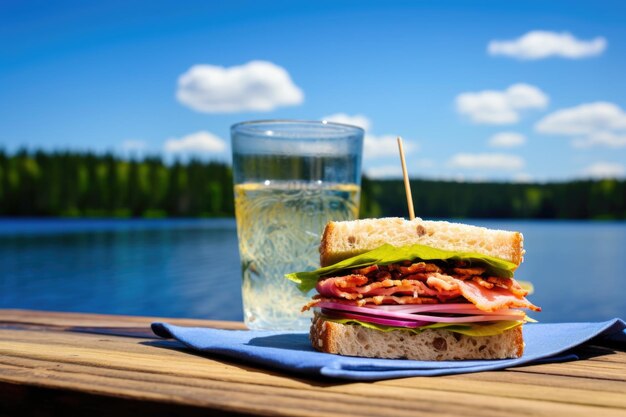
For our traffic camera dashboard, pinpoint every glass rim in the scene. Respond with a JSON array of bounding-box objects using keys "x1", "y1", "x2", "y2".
[{"x1": 230, "y1": 119, "x2": 365, "y2": 136}]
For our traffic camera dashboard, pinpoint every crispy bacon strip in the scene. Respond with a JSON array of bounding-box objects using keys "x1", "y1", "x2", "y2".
[
  {"x1": 453, "y1": 266, "x2": 486, "y2": 276},
  {"x1": 426, "y1": 273, "x2": 459, "y2": 292},
  {"x1": 316, "y1": 276, "x2": 460, "y2": 300},
  {"x1": 353, "y1": 265, "x2": 379, "y2": 275},
  {"x1": 492, "y1": 277, "x2": 528, "y2": 297},
  {"x1": 396, "y1": 262, "x2": 442, "y2": 275},
  {"x1": 332, "y1": 274, "x2": 369, "y2": 288},
  {"x1": 472, "y1": 276, "x2": 495, "y2": 289}
]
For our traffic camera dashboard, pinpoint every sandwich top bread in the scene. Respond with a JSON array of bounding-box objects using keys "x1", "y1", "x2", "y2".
[
  {"x1": 286, "y1": 217, "x2": 540, "y2": 361},
  {"x1": 320, "y1": 217, "x2": 525, "y2": 267}
]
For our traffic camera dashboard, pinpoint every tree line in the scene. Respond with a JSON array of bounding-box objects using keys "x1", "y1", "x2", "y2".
[
  {"x1": 361, "y1": 177, "x2": 626, "y2": 220},
  {"x1": 0, "y1": 149, "x2": 233, "y2": 217},
  {"x1": 1, "y1": 150, "x2": 625, "y2": 219}
]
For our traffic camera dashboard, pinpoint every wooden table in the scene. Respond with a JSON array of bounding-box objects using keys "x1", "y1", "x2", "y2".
[{"x1": 1, "y1": 309, "x2": 625, "y2": 417}]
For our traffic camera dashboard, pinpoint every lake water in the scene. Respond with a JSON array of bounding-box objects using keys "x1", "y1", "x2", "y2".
[{"x1": 1, "y1": 218, "x2": 624, "y2": 323}]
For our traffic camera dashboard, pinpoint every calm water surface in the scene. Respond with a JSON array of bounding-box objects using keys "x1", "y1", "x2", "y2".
[{"x1": 1, "y1": 218, "x2": 624, "y2": 322}]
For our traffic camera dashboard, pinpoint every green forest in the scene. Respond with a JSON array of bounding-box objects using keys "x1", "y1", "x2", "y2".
[{"x1": 1, "y1": 150, "x2": 625, "y2": 219}]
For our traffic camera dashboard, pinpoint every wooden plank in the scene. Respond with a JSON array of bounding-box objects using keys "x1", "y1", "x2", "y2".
[
  {"x1": 0, "y1": 329, "x2": 624, "y2": 417},
  {"x1": 0, "y1": 381, "x2": 251, "y2": 417},
  {"x1": 4, "y1": 327, "x2": 626, "y2": 391},
  {"x1": 444, "y1": 370, "x2": 626, "y2": 394},
  {"x1": 510, "y1": 361, "x2": 626, "y2": 381},
  {"x1": 3, "y1": 345, "x2": 626, "y2": 417},
  {"x1": 377, "y1": 373, "x2": 626, "y2": 408},
  {"x1": 0, "y1": 353, "x2": 499, "y2": 417},
  {"x1": 0, "y1": 309, "x2": 246, "y2": 330},
  {"x1": 1, "y1": 310, "x2": 625, "y2": 417}
]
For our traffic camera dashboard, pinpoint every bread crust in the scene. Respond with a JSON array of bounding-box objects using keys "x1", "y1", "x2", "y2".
[
  {"x1": 311, "y1": 313, "x2": 524, "y2": 360},
  {"x1": 320, "y1": 217, "x2": 524, "y2": 267},
  {"x1": 512, "y1": 231, "x2": 524, "y2": 265},
  {"x1": 319, "y1": 220, "x2": 337, "y2": 267}
]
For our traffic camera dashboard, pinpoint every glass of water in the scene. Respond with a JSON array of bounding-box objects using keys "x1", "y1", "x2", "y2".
[{"x1": 231, "y1": 120, "x2": 364, "y2": 330}]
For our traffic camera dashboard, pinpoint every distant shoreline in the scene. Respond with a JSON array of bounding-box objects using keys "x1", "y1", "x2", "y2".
[{"x1": 2, "y1": 150, "x2": 625, "y2": 220}]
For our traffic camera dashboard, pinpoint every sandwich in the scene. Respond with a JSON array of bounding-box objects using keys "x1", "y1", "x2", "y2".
[{"x1": 286, "y1": 217, "x2": 540, "y2": 360}]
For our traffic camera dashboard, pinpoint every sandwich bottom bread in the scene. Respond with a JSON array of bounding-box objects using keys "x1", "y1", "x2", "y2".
[
  {"x1": 310, "y1": 313, "x2": 524, "y2": 360},
  {"x1": 287, "y1": 217, "x2": 541, "y2": 361}
]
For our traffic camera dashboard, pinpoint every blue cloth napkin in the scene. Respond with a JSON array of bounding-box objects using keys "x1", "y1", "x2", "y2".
[{"x1": 151, "y1": 318, "x2": 625, "y2": 381}]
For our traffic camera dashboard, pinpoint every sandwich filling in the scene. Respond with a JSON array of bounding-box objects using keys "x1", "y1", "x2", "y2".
[
  {"x1": 286, "y1": 243, "x2": 541, "y2": 335},
  {"x1": 305, "y1": 260, "x2": 539, "y2": 312}
]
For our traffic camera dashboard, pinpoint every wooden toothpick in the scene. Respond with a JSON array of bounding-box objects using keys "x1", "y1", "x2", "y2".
[{"x1": 397, "y1": 136, "x2": 415, "y2": 220}]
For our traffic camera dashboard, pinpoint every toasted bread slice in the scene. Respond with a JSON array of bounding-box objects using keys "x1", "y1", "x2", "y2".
[
  {"x1": 311, "y1": 313, "x2": 524, "y2": 360},
  {"x1": 320, "y1": 217, "x2": 524, "y2": 267}
]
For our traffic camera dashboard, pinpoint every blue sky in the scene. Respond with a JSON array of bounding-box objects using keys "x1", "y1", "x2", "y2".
[{"x1": 1, "y1": 0, "x2": 626, "y2": 181}]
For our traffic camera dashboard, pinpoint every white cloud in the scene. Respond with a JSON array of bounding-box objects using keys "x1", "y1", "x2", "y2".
[
  {"x1": 536, "y1": 102, "x2": 626, "y2": 148},
  {"x1": 580, "y1": 162, "x2": 625, "y2": 179},
  {"x1": 364, "y1": 134, "x2": 418, "y2": 159},
  {"x1": 447, "y1": 153, "x2": 525, "y2": 170},
  {"x1": 572, "y1": 131, "x2": 626, "y2": 148},
  {"x1": 455, "y1": 83, "x2": 549, "y2": 124},
  {"x1": 536, "y1": 102, "x2": 626, "y2": 135},
  {"x1": 366, "y1": 158, "x2": 436, "y2": 179},
  {"x1": 488, "y1": 31, "x2": 607, "y2": 60},
  {"x1": 321, "y1": 113, "x2": 371, "y2": 131},
  {"x1": 121, "y1": 140, "x2": 148, "y2": 152},
  {"x1": 488, "y1": 132, "x2": 526, "y2": 148},
  {"x1": 164, "y1": 131, "x2": 226, "y2": 154},
  {"x1": 177, "y1": 60, "x2": 304, "y2": 113},
  {"x1": 322, "y1": 113, "x2": 417, "y2": 160}
]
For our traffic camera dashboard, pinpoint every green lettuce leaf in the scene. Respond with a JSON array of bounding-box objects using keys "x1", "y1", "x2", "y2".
[
  {"x1": 285, "y1": 243, "x2": 518, "y2": 293},
  {"x1": 322, "y1": 316, "x2": 523, "y2": 337}
]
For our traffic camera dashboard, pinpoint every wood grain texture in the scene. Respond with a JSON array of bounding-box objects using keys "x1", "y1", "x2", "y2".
[{"x1": 1, "y1": 309, "x2": 624, "y2": 417}]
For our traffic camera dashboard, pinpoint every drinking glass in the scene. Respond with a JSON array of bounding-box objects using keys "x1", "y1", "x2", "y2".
[{"x1": 231, "y1": 120, "x2": 364, "y2": 330}]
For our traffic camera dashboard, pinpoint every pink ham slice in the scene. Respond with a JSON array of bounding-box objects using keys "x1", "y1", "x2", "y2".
[
  {"x1": 455, "y1": 279, "x2": 541, "y2": 312},
  {"x1": 316, "y1": 275, "x2": 366, "y2": 300}
]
